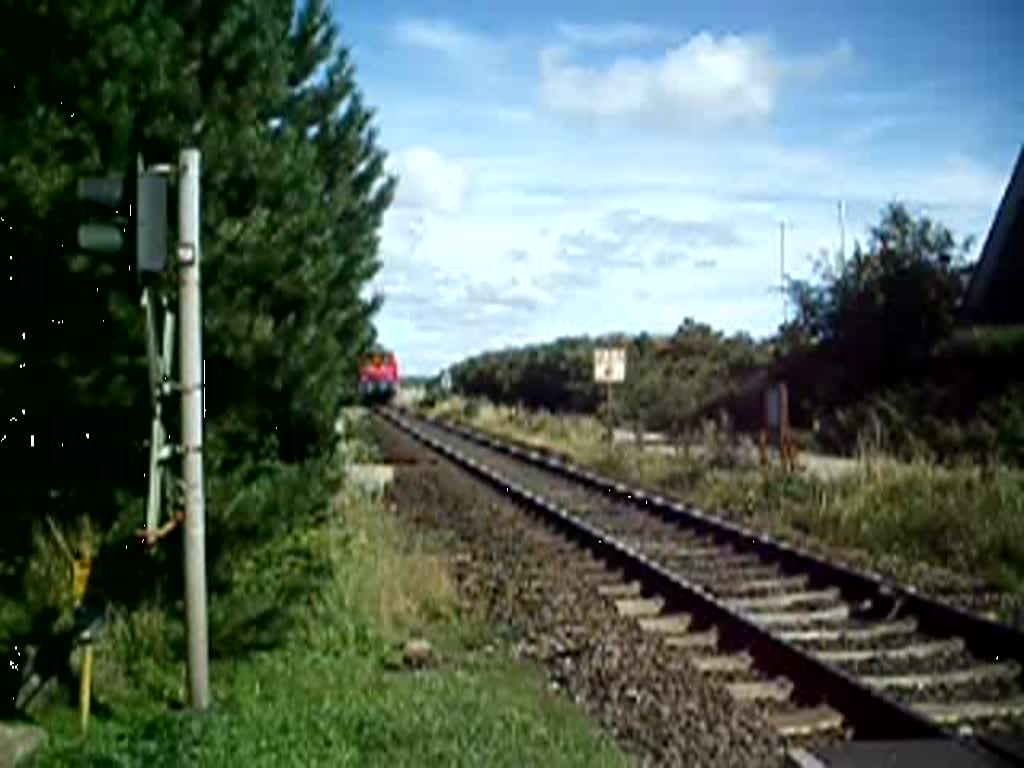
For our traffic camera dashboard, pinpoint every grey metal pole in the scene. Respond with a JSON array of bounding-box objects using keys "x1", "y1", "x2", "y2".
[
  {"x1": 779, "y1": 220, "x2": 787, "y2": 326},
  {"x1": 178, "y1": 148, "x2": 209, "y2": 710},
  {"x1": 838, "y1": 200, "x2": 846, "y2": 273}
]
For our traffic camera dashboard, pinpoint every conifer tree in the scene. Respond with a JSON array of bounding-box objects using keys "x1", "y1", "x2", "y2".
[{"x1": 0, "y1": 0, "x2": 393, "y2": 571}]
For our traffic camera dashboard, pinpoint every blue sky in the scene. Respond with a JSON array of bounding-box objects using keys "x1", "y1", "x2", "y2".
[{"x1": 331, "y1": 0, "x2": 1023, "y2": 375}]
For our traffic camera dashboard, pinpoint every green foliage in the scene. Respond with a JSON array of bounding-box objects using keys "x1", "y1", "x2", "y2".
[
  {"x1": 450, "y1": 322, "x2": 771, "y2": 437},
  {"x1": 786, "y1": 203, "x2": 970, "y2": 361},
  {"x1": 29, "y1": 489, "x2": 626, "y2": 768},
  {"x1": 781, "y1": 203, "x2": 974, "y2": 400},
  {"x1": 0, "y1": 0, "x2": 393, "y2": 610},
  {"x1": 768, "y1": 204, "x2": 1024, "y2": 461}
]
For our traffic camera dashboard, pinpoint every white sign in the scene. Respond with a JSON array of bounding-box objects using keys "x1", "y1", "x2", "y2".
[{"x1": 593, "y1": 347, "x2": 626, "y2": 383}]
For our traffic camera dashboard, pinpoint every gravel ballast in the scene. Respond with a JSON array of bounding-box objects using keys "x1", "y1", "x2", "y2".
[{"x1": 373, "y1": 415, "x2": 789, "y2": 768}]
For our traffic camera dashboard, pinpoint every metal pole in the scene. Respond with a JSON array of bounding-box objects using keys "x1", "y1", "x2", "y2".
[
  {"x1": 178, "y1": 148, "x2": 209, "y2": 710},
  {"x1": 606, "y1": 382, "x2": 613, "y2": 444},
  {"x1": 838, "y1": 200, "x2": 846, "y2": 273},
  {"x1": 779, "y1": 221, "x2": 787, "y2": 326}
]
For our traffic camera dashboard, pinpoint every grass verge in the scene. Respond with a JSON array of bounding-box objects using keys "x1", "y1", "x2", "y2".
[
  {"x1": 426, "y1": 397, "x2": 1024, "y2": 595},
  {"x1": 22, "y1": 413, "x2": 627, "y2": 768}
]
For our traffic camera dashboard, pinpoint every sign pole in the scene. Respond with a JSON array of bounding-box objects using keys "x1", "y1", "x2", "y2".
[
  {"x1": 178, "y1": 148, "x2": 209, "y2": 710},
  {"x1": 606, "y1": 381, "x2": 613, "y2": 444},
  {"x1": 594, "y1": 346, "x2": 626, "y2": 445}
]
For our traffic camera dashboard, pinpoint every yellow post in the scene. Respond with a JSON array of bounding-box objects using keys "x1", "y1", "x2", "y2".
[
  {"x1": 72, "y1": 555, "x2": 94, "y2": 736},
  {"x1": 79, "y1": 645, "x2": 94, "y2": 734},
  {"x1": 72, "y1": 557, "x2": 92, "y2": 605}
]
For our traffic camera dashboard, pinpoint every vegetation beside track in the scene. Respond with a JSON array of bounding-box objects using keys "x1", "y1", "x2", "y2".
[
  {"x1": 436, "y1": 205, "x2": 1024, "y2": 466},
  {"x1": 19, "y1": 410, "x2": 626, "y2": 767},
  {"x1": 3, "y1": 1, "x2": 621, "y2": 762},
  {"x1": 422, "y1": 398, "x2": 1024, "y2": 598}
]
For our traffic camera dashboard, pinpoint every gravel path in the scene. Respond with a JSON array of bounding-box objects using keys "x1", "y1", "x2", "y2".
[{"x1": 373, "y1": 415, "x2": 790, "y2": 768}]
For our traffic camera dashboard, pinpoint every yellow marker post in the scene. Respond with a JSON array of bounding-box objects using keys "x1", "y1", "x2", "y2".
[
  {"x1": 72, "y1": 556, "x2": 94, "y2": 736},
  {"x1": 46, "y1": 516, "x2": 99, "y2": 735},
  {"x1": 79, "y1": 644, "x2": 94, "y2": 734},
  {"x1": 72, "y1": 557, "x2": 92, "y2": 605}
]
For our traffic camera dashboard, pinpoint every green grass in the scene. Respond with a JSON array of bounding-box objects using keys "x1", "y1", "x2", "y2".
[
  {"x1": 32, "y1": 636, "x2": 626, "y2": 768},
  {"x1": 429, "y1": 397, "x2": 1024, "y2": 593},
  {"x1": 23, "y1": 412, "x2": 628, "y2": 768},
  {"x1": 689, "y1": 463, "x2": 1024, "y2": 591}
]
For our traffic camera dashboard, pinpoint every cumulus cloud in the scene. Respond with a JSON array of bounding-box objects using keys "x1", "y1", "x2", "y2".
[
  {"x1": 604, "y1": 210, "x2": 742, "y2": 248},
  {"x1": 390, "y1": 147, "x2": 471, "y2": 213},
  {"x1": 654, "y1": 249, "x2": 689, "y2": 268},
  {"x1": 372, "y1": 217, "x2": 552, "y2": 349},
  {"x1": 462, "y1": 279, "x2": 549, "y2": 312},
  {"x1": 551, "y1": 209, "x2": 741, "y2": 277},
  {"x1": 539, "y1": 33, "x2": 852, "y2": 128},
  {"x1": 394, "y1": 17, "x2": 493, "y2": 61}
]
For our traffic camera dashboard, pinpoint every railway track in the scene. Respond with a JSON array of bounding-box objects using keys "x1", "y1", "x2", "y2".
[{"x1": 379, "y1": 406, "x2": 1024, "y2": 767}]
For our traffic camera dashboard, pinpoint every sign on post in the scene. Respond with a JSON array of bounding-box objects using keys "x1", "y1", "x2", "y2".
[
  {"x1": 593, "y1": 347, "x2": 626, "y2": 383},
  {"x1": 594, "y1": 347, "x2": 626, "y2": 443}
]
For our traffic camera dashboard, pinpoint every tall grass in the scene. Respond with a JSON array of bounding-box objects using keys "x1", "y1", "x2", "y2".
[{"x1": 311, "y1": 490, "x2": 458, "y2": 645}]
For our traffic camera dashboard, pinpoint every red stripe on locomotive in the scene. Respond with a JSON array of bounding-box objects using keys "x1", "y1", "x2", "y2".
[{"x1": 358, "y1": 352, "x2": 399, "y2": 384}]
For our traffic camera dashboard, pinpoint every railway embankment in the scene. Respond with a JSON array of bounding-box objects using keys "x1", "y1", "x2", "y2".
[
  {"x1": 423, "y1": 398, "x2": 1024, "y2": 626},
  {"x1": 15, "y1": 409, "x2": 624, "y2": 767}
]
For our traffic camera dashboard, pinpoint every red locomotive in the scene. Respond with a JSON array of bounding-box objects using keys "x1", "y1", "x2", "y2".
[{"x1": 358, "y1": 349, "x2": 399, "y2": 404}]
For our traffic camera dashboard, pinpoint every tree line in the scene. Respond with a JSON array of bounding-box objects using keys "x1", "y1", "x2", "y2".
[{"x1": 447, "y1": 204, "x2": 1024, "y2": 463}]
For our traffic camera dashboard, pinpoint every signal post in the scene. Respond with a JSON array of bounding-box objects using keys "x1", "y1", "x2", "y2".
[{"x1": 75, "y1": 147, "x2": 210, "y2": 711}]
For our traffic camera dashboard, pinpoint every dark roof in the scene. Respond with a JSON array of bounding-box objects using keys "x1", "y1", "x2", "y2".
[{"x1": 959, "y1": 145, "x2": 1024, "y2": 326}]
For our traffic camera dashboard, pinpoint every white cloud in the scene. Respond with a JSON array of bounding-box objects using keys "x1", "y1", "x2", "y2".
[
  {"x1": 368, "y1": 30, "x2": 1009, "y2": 375},
  {"x1": 394, "y1": 17, "x2": 492, "y2": 61},
  {"x1": 555, "y1": 21, "x2": 666, "y2": 48},
  {"x1": 539, "y1": 32, "x2": 782, "y2": 126},
  {"x1": 538, "y1": 33, "x2": 854, "y2": 129},
  {"x1": 390, "y1": 147, "x2": 471, "y2": 214},
  {"x1": 372, "y1": 140, "x2": 1010, "y2": 374}
]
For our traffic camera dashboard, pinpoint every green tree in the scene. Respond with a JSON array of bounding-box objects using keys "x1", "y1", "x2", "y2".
[
  {"x1": 785, "y1": 203, "x2": 971, "y2": 388},
  {"x1": 0, "y1": 0, "x2": 392, "y2": 594}
]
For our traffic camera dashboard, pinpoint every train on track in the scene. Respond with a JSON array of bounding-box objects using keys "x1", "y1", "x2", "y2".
[{"x1": 358, "y1": 349, "x2": 400, "y2": 404}]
